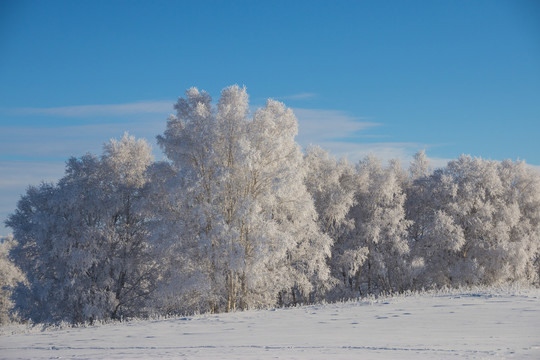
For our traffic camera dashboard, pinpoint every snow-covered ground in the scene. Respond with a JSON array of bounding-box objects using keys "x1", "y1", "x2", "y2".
[{"x1": 1, "y1": 288, "x2": 539, "y2": 359}]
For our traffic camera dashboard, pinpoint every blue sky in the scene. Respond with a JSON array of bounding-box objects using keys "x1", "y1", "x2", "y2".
[{"x1": 1, "y1": 0, "x2": 539, "y2": 235}]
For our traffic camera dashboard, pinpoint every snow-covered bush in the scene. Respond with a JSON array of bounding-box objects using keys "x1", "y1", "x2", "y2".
[{"x1": 0, "y1": 235, "x2": 25, "y2": 324}]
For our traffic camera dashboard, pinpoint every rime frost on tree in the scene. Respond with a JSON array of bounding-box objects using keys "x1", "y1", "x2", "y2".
[
  {"x1": 347, "y1": 155, "x2": 411, "y2": 294},
  {"x1": 406, "y1": 155, "x2": 540, "y2": 288},
  {"x1": 7, "y1": 134, "x2": 156, "y2": 323},
  {"x1": 154, "y1": 86, "x2": 331, "y2": 313},
  {"x1": 0, "y1": 235, "x2": 25, "y2": 324},
  {"x1": 4, "y1": 85, "x2": 540, "y2": 324}
]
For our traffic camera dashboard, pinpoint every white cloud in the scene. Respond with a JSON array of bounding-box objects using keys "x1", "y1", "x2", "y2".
[
  {"x1": 8, "y1": 100, "x2": 174, "y2": 117},
  {"x1": 0, "y1": 120, "x2": 166, "y2": 160},
  {"x1": 278, "y1": 93, "x2": 317, "y2": 100},
  {"x1": 318, "y1": 141, "x2": 426, "y2": 164},
  {"x1": 3, "y1": 102, "x2": 419, "y2": 164},
  {"x1": 0, "y1": 160, "x2": 65, "y2": 188},
  {"x1": 294, "y1": 108, "x2": 379, "y2": 143},
  {"x1": 293, "y1": 108, "x2": 434, "y2": 165}
]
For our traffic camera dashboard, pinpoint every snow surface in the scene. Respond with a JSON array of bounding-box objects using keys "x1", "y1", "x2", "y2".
[{"x1": 1, "y1": 289, "x2": 539, "y2": 359}]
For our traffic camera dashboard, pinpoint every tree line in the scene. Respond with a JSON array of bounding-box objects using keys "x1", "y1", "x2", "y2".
[{"x1": 2, "y1": 85, "x2": 539, "y2": 324}]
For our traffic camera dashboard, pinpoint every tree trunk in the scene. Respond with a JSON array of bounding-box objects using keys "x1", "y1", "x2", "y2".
[
  {"x1": 226, "y1": 270, "x2": 237, "y2": 312},
  {"x1": 240, "y1": 272, "x2": 247, "y2": 311}
]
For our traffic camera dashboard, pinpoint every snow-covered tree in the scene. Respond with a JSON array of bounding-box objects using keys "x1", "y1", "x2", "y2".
[
  {"x1": 6, "y1": 134, "x2": 156, "y2": 323},
  {"x1": 304, "y1": 146, "x2": 358, "y2": 298},
  {"x1": 405, "y1": 151, "x2": 438, "y2": 288},
  {"x1": 155, "y1": 86, "x2": 332, "y2": 313},
  {"x1": 407, "y1": 155, "x2": 540, "y2": 288},
  {"x1": 304, "y1": 145, "x2": 356, "y2": 240},
  {"x1": 6, "y1": 181, "x2": 64, "y2": 323},
  {"x1": 0, "y1": 235, "x2": 25, "y2": 324},
  {"x1": 409, "y1": 150, "x2": 431, "y2": 181},
  {"x1": 496, "y1": 159, "x2": 540, "y2": 285},
  {"x1": 249, "y1": 102, "x2": 333, "y2": 305},
  {"x1": 347, "y1": 155, "x2": 411, "y2": 294},
  {"x1": 97, "y1": 133, "x2": 156, "y2": 319}
]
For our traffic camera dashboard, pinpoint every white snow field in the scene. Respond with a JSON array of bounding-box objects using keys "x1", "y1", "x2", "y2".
[{"x1": 1, "y1": 289, "x2": 539, "y2": 359}]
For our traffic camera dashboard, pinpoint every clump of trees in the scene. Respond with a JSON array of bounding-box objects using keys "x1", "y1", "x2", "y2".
[{"x1": 4, "y1": 86, "x2": 540, "y2": 324}]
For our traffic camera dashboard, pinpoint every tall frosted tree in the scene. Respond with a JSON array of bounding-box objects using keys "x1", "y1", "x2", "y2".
[{"x1": 155, "y1": 86, "x2": 332, "y2": 313}]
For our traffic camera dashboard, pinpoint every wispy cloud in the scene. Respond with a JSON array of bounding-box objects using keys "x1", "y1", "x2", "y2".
[
  {"x1": 277, "y1": 93, "x2": 317, "y2": 101},
  {"x1": 8, "y1": 100, "x2": 174, "y2": 117},
  {"x1": 2, "y1": 105, "x2": 427, "y2": 165},
  {"x1": 294, "y1": 108, "x2": 379, "y2": 143},
  {"x1": 0, "y1": 121, "x2": 164, "y2": 160},
  {"x1": 0, "y1": 160, "x2": 66, "y2": 189},
  {"x1": 321, "y1": 141, "x2": 425, "y2": 164},
  {"x1": 292, "y1": 107, "x2": 439, "y2": 165}
]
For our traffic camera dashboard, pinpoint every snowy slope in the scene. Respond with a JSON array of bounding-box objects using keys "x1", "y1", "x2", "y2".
[{"x1": 1, "y1": 289, "x2": 539, "y2": 359}]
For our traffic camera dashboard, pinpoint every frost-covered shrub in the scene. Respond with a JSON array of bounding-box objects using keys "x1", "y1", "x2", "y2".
[{"x1": 0, "y1": 235, "x2": 25, "y2": 324}]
